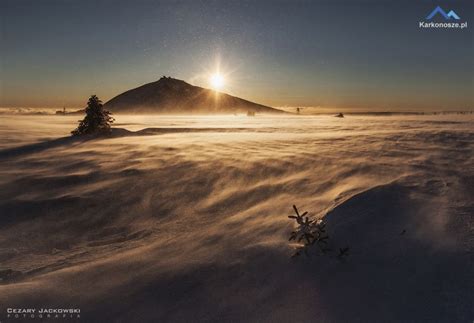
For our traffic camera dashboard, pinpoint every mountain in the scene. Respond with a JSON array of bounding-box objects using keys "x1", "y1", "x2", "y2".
[
  {"x1": 447, "y1": 10, "x2": 460, "y2": 20},
  {"x1": 103, "y1": 77, "x2": 284, "y2": 114}
]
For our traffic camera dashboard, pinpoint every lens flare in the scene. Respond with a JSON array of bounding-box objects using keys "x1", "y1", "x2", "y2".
[{"x1": 210, "y1": 73, "x2": 224, "y2": 90}]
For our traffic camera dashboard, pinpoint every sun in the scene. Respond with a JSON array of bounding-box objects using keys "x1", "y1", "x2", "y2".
[{"x1": 210, "y1": 73, "x2": 224, "y2": 90}]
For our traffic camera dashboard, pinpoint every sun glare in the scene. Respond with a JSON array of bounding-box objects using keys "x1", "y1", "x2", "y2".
[{"x1": 210, "y1": 73, "x2": 224, "y2": 90}]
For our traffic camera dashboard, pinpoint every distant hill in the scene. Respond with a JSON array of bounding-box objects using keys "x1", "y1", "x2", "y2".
[{"x1": 103, "y1": 77, "x2": 284, "y2": 114}]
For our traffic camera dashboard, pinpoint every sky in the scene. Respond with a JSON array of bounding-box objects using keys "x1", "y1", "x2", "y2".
[{"x1": 1, "y1": 0, "x2": 473, "y2": 111}]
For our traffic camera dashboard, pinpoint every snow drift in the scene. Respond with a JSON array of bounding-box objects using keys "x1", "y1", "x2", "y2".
[{"x1": 0, "y1": 114, "x2": 472, "y2": 322}]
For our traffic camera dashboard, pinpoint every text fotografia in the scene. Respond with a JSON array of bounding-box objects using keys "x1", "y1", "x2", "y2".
[
  {"x1": 420, "y1": 6, "x2": 468, "y2": 29},
  {"x1": 6, "y1": 308, "x2": 80, "y2": 319}
]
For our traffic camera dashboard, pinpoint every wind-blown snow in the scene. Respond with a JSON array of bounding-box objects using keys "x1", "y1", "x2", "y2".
[{"x1": 0, "y1": 114, "x2": 472, "y2": 322}]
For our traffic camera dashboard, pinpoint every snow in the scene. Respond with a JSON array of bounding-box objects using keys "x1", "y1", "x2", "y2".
[{"x1": 0, "y1": 114, "x2": 472, "y2": 322}]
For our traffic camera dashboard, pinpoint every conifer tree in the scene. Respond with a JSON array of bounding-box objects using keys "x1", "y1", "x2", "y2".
[{"x1": 72, "y1": 95, "x2": 114, "y2": 136}]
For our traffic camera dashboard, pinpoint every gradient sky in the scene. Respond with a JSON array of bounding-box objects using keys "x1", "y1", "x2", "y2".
[{"x1": 1, "y1": 0, "x2": 473, "y2": 111}]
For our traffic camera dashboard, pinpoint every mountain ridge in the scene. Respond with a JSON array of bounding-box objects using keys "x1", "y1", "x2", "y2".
[{"x1": 103, "y1": 77, "x2": 284, "y2": 114}]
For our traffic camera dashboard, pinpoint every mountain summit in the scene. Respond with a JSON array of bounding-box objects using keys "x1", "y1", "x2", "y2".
[{"x1": 104, "y1": 77, "x2": 284, "y2": 114}]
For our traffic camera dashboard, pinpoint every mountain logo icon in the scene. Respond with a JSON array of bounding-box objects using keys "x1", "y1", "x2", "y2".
[{"x1": 426, "y1": 6, "x2": 460, "y2": 20}]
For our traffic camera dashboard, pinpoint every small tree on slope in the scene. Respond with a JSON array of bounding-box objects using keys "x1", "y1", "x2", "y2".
[{"x1": 71, "y1": 95, "x2": 114, "y2": 136}]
